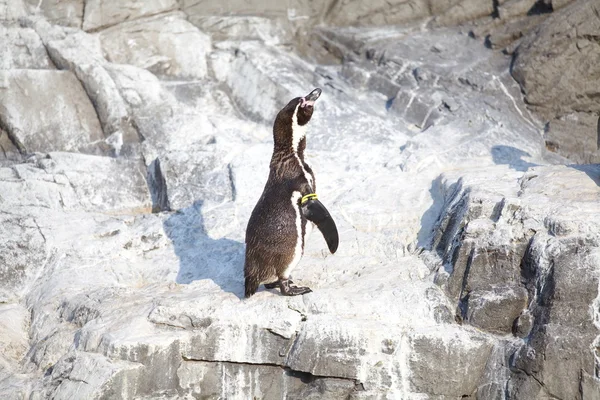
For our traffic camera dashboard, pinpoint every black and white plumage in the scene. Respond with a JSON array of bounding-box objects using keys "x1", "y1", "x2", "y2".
[{"x1": 244, "y1": 88, "x2": 338, "y2": 298}]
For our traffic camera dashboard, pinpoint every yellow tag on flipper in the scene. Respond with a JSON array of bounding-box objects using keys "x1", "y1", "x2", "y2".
[{"x1": 301, "y1": 193, "x2": 318, "y2": 204}]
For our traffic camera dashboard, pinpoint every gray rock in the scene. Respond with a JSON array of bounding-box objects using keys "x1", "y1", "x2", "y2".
[
  {"x1": 1, "y1": 6, "x2": 600, "y2": 400},
  {"x1": 0, "y1": 0, "x2": 28, "y2": 21},
  {"x1": 0, "y1": 304, "x2": 30, "y2": 364},
  {"x1": 0, "y1": 153, "x2": 151, "y2": 213},
  {"x1": 82, "y1": 0, "x2": 178, "y2": 32},
  {"x1": 497, "y1": 0, "x2": 538, "y2": 20},
  {"x1": 178, "y1": 361, "x2": 355, "y2": 400},
  {"x1": 0, "y1": 70, "x2": 105, "y2": 155},
  {"x1": 511, "y1": 0, "x2": 600, "y2": 162},
  {"x1": 25, "y1": 0, "x2": 83, "y2": 28},
  {"x1": 407, "y1": 327, "x2": 493, "y2": 396},
  {"x1": 0, "y1": 128, "x2": 22, "y2": 166},
  {"x1": 326, "y1": 0, "x2": 431, "y2": 27},
  {"x1": 0, "y1": 26, "x2": 54, "y2": 69},
  {"x1": 544, "y1": 112, "x2": 600, "y2": 164},
  {"x1": 180, "y1": 0, "x2": 329, "y2": 21},
  {"x1": 99, "y1": 12, "x2": 211, "y2": 79},
  {"x1": 431, "y1": 164, "x2": 600, "y2": 397},
  {"x1": 464, "y1": 285, "x2": 528, "y2": 334},
  {"x1": 187, "y1": 15, "x2": 292, "y2": 44},
  {"x1": 0, "y1": 213, "x2": 47, "y2": 302},
  {"x1": 432, "y1": 0, "x2": 495, "y2": 27}
]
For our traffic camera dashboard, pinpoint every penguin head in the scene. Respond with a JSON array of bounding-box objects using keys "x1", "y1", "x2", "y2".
[{"x1": 273, "y1": 88, "x2": 322, "y2": 150}]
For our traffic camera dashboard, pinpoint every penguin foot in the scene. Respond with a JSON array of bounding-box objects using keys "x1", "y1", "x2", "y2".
[
  {"x1": 279, "y1": 279, "x2": 312, "y2": 296},
  {"x1": 264, "y1": 279, "x2": 293, "y2": 290}
]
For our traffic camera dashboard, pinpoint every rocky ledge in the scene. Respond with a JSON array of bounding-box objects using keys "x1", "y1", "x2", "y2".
[{"x1": 1, "y1": 0, "x2": 599, "y2": 399}]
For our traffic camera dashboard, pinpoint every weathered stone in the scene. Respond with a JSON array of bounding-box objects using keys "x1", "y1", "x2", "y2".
[
  {"x1": 0, "y1": 214, "x2": 47, "y2": 302},
  {"x1": 0, "y1": 70, "x2": 105, "y2": 155},
  {"x1": 432, "y1": 0, "x2": 495, "y2": 27},
  {"x1": 83, "y1": 0, "x2": 178, "y2": 32},
  {"x1": 99, "y1": 12, "x2": 211, "y2": 79},
  {"x1": 326, "y1": 0, "x2": 431, "y2": 27},
  {"x1": 25, "y1": 0, "x2": 83, "y2": 28},
  {"x1": 0, "y1": 304, "x2": 30, "y2": 364},
  {"x1": 180, "y1": 0, "x2": 329, "y2": 20},
  {"x1": 0, "y1": 0, "x2": 28, "y2": 20},
  {"x1": 2, "y1": 6, "x2": 600, "y2": 400},
  {"x1": 37, "y1": 152, "x2": 152, "y2": 213},
  {"x1": 0, "y1": 153, "x2": 151, "y2": 213},
  {"x1": 178, "y1": 361, "x2": 355, "y2": 400},
  {"x1": 0, "y1": 128, "x2": 22, "y2": 166},
  {"x1": 187, "y1": 15, "x2": 292, "y2": 44},
  {"x1": 49, "y1": 352, "x2": 143, "y2": 400},
  {"x1": 0, "y1": 26, "x2": 54, "y2": 69},
  {"x1": 465, "y1": 285, "x2": 528, "y2": 334},
  {"x1": 544, "y1": 112, "x2": 600, "y2": 164},
  {"x1": 512, "y1": 0, "x2": 600, "y2": 119},
  {"x1": 407, "y1": 327, "x2": 494, "y2": 396},
  {"x1": 497, "y1": 0, "x2": 538, "y2": 20}
]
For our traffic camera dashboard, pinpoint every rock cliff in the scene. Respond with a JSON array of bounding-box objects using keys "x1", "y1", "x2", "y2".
[{"x1": 1, "y1": 0, "x2": 599, "y2": 399}]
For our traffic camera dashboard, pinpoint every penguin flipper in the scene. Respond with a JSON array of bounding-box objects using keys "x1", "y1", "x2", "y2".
[{"x1": 301, "y1": 199, "x2": 339, "y2": 254}]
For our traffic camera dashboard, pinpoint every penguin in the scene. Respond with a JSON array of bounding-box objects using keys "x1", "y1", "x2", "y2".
[{"x1": 244, "y1": 88, "x2": 338, "y2": 298}]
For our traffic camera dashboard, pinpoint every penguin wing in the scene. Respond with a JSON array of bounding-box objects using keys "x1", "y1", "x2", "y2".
[{"x1": 301, "y1": 199, "x2": 339, "y2": 254}]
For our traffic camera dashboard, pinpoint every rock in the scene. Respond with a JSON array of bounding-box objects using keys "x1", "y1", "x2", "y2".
[
  {"x1": 186, "y1": 15, "x2": 292, "y2": 44},
  {"x1": 0, "y1": 152, "x2": 151, "y2": 213},
  {"x1": 431, "y1": 164, "x2": 600, "y2": 396},
  {"x1": 0, "y1": 304, "x2": 30, "y2": 364},
  {"x1": 24, "y1": 0, "x2": 83, "y2": 28},
  {"x1": 497, "y1": 0, "x2": 538, "y2": 20},
  {"x1": 0, "y1": 128, "x2": 22, "y2": 166},
  {"x1": 0, "y1": 213, "x2": 47, "y2": 302},
  {"x1": 98, "y1": 12, "x2": 212, "y2": 79},
  {"x1": 212, "y1": 41, "x2": 318, "y2": 122},
  {"x1": 432, "y1": 0, "x2": 495, "y2": 27},
  {"x1": 49, "y1": 352, "x2": 143, "y2": 399},
  {"x1": 0, "y1": 70, "x2": 105, "y2": 155},
  {"x1": 178, "y1": 360, "x2": 356, "y2": 399},
  {"x1": 82, "y1": 0, "x2": 178, "y2": 32},
  {"x1": 2, "y1": 5, "x2": 600, "y2": 399},
  {"x1": 326, "y1": 0, "x2": 431, "y2": 27},
  {"x1": 464, "y1": 285, "x2": 528, "y2": 334},
  {"x1": 180, "y1": 0, "x2": 328, "y2": 21},
  {"x1": 0, "y1": 0, "x2": 28, "y2": 21},
  {"x1": 28, "y1": 24, "x2": 140, "y2": 154},
  {"x1": 0, "y1": 26, "x2": 54, "y2": 69},
  {"x1": 511, "y1": 0, "x2": 600, "y2": 125},
  {"x1": 407, "y1": 327, "x2": 494, "y2": 396},
  {"x1": 544, "y1": 112, "x2": 600, "y2": 164},
  {"x1": 484, "y1": 14, "x2": 547, "y2": 51}
]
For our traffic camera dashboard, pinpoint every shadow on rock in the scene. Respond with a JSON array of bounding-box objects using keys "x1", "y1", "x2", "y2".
[
  {"x1": 569, "y1": 164, "x2": 600, "y2": 187},
  {"x1": 417, "y1": 175, "x2": 446, "y2": 250},
  {"x1": 491, "y1": 145, "x2": 538, "y2": 172},
  {"x1": 163, "y1": 200, "x2": 245, "y2": 298}
]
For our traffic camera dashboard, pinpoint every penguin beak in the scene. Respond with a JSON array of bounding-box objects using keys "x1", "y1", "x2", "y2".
[{"x1": 301, "y1": 88, "x2": 322, "y2": 108}]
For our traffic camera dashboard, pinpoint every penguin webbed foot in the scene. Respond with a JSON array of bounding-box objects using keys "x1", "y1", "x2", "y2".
[
  {"x1": 278, "y1": 279, "x2": 312, "y2": 296},
  {"x1": 264, "y1": 279, "x2": 293, "y2": 290}
]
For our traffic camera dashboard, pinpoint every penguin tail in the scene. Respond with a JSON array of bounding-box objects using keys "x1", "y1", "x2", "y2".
[{"x1": 244, "y1": 276, "x2": 260, "y2": 298}]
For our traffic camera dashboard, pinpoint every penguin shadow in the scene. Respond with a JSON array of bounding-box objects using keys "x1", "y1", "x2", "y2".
[
  {"x1": 416, "y1": 175, "x2": 446, "y2": 251},
  {"x1": 163, "y1": 200, "x2": 246, "y2": 298},
  {"x1": 491, "y1": 145, "x2": 538, "y2": 172}
]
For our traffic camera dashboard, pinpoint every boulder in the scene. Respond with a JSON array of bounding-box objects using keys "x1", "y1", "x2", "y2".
[
  {"x1": 0, "y1": 70, "x2": 105, "y2": 155},
  {"x1": 0, "y1": 26, "x2": 54, "y2": 69},
  {"x1": 99, "y1": 12, "x2": 212, "y2": 80},
  {"x1": 512, "y1": 0, "x2": 600, "y2": 116},
  {"x1": 24, "y1": 0, "x2": 83, "y2": 28},
  {"x1": 83, "y1": 0, "x2": 178, "y2": 32}
]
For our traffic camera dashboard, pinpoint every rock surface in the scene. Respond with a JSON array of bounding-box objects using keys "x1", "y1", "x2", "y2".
[{"x1": 1, "y1": 1, "x2": 599, "y2": 399}]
